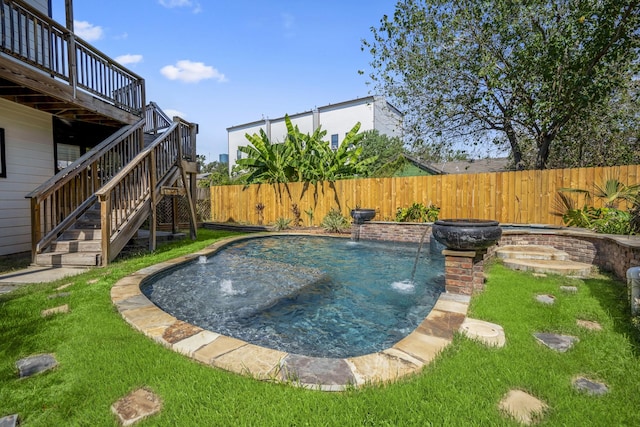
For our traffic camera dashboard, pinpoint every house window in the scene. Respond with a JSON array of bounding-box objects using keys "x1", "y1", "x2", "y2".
[
  {"x1": 330, "y1": 134, "x2": 339, "y2": 150},
  {"x1": 237, "y1": 149, "x2": 243, "y2": 160},
  {"x1": 56, "y1": 143, "x2": 81, "y2": 171},
  {"x1": 0, "y1": 128, "x2": 6, "y2": 178}
]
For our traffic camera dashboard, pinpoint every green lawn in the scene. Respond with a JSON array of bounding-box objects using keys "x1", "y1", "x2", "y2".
[{"x1": 1, "y1": 229, "x2": 639, "y2": 426}]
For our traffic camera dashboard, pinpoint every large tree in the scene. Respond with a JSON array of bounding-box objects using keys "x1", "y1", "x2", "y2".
[{"x1": 363, "y1": 0, "x2": 640, "y2": 169}]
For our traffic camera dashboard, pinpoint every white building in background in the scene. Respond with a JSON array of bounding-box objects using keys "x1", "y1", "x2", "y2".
[{"x1": 226, "y1": 96, "x2": 403, "y2": 174}]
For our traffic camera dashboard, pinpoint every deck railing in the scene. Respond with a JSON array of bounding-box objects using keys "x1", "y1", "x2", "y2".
[
  {"x1": 0, "y1": 0, "x2": 144, "y2": 115},
  {"x1": 95, "y1": 118, "x2": 198, "y2": 264}
]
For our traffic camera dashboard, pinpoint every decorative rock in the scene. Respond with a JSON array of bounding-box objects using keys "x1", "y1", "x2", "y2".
[
  {"x1": 111, "y1": 388, "x2": 162, "y2": 426},
  {"x1": 47, "y1": 292, "x2": 71, "y2": 299},
  {"x1": 535, "y1": 294, "x2": 555, "y2": 304},
  {"x1": 0, "y1": 414, "x2": 18, "y2": 427},
  {"x1": 573, "y1": 377, "x2": 609, "y2": 395},
  {"x1": 459, "y1": 318, "x2": 506, "y2": 347},
  {"x1": 41, "y1": 304, "x2": 69, "y2": 317},
  {"x1": 280, "y1": 354, "x2": 355, "y2": 387},
  {"x1": 16, "y1": 354, "x2": 58, "y2": 378},
  {"x1": 560, "y1": 286, "x2": 578, "y2": 293},
  {"x1": 533, "y1": 333, "x2": 579, "y2": 352},
  {"x1": 576, "y1": 319, "x2": 603, "y2": 331},
  {"x1": 498, "y1": 389, "x2": 547, "y2": 425},
  {"x1": 55, "y1": 283, "x2": 74, "y2": 291}
]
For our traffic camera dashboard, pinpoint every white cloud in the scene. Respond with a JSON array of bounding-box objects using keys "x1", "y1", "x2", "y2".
[
  {"x1": 163, "y1": 109, "x2": 186, "y2": 119},
  {"x1": 74, "y1": 20, "x2": 103, "y2": 41},
  {"x1": 158, "y1": 0, "x2": 202, "y2": 13},
  {"x1": 160, "y1": 60, "x2": 227, "y2": 83},
  {"x1": 115, "y1": 54, "x2": 143, "y2": 65}
]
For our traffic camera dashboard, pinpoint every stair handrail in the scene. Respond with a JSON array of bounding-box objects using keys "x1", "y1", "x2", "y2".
[
  {"x1": 144, "y1": 101, "x2": 173, "y2": 134},
  {"x1": 26, "y1": 119, "x2": 146, "y2": 260},
  {"x1": 95, "y1": 117, "x2": 197, "y2": 264}
]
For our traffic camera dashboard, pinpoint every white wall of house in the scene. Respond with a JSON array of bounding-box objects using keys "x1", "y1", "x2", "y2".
[
  {"x1": 227, "y1": 96, "x2": 403, "y2": 174},
  {"x1": 0, "y1": 98, "x2": 54, "y2": 256},
  {"x1": 25, "y1": 0, "x2": 50, "y2": 15}
]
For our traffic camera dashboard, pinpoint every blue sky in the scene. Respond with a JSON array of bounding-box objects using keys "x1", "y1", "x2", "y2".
[{"x1": 53, "y1": 0, "x2": 398, "y2": 163}]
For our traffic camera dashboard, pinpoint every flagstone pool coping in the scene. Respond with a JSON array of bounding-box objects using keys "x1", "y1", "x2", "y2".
[{"x1": 111, "y1": 233, "x2": 469, "y2": 391}]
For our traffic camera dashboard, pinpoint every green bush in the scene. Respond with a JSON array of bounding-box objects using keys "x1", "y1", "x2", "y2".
[
  {"x1": 321, "y1": 208, "x2": 350, "y2": 233},
  {"x1": 591, "y1": 208, "x2": 633, "y2": 235},
  {"x1": 273, "y1": 217, "x2": 292, "y2": 231},
  {"x1": 395, "y1": 202, "x2": 440, "y2": 222}
]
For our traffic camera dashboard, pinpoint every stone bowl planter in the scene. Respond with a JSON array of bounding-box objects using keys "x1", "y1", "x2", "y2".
[
  {"x1": 350, "y1": 209, "x2": 376, "y2": 224},
  {"x1": 432, "y1": 219, "x2": 502, "y2": 251}
]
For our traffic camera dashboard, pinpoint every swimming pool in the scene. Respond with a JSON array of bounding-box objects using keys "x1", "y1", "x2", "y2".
[{"x1": 142, "y1": 235, "x2": 445, "y2": 358}]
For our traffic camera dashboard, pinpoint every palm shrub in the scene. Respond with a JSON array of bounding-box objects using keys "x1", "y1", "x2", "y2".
[
  {"x1": 321, "y1": 208, "x2": 350, "y2": 233},
  {"x1": 553, "y1": 176, "x2": 640, "y2": 234}
]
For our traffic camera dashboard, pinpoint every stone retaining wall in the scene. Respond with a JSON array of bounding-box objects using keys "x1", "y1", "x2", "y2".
[{"x1": 354, "y1": 222, "x2": 640, "y2": 283}]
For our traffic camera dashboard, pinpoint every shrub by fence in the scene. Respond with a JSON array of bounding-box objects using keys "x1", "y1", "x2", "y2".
[{"x1": 209, "y1": 165, "x2": 640, "y2": 226}]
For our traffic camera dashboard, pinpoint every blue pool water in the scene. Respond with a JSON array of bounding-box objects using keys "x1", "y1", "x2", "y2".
[{"x1": 143, "y1": 235, "x2": 445, "y2": 358}]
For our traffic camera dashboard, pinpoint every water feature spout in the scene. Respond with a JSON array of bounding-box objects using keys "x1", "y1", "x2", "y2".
[{"x1": 410, "y1": 225, "x2": 430, "y2": 282}]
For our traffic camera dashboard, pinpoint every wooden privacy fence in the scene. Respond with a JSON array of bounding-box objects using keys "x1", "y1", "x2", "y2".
[{"x1": 209, "y1": 165, "x2": 640, "y2": 226}]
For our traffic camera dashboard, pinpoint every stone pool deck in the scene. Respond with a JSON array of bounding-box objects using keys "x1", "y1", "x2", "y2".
[{"x1": 110, "y1": 233, "x2": 470, "y2": 391}]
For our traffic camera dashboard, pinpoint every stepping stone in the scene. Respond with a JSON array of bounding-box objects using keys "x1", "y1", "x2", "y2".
[
  {"x1": 48, "y1": 292, "x2": 71, "y2": 299},
  {"x1": 560, "y1": 286, "x2": 578, "y2": 293},
  {"x1": 87, "y1": 278, "x2": 100, "y2": 285},
  {"x1": 532, "y1": 273, "x2": 548, "y2": 278},
  {"x1": 576, "y1": 319, "x2": 602, "y2": 331},
  {"x1": 534, "y1": 333, "x2": 579, "y2": 352},
  {"x1": 459, "y1": 318, "x2": 506, "y2": 347},
  {"x1": 55, "y1": 283, "x2": 73, "y2": 291},
  {"x1": 502, "y1": 258, "x2": 592, "y2": 277},
  {"x1": 0, "y1": 414, "x2": 18, "y2": 427},
  {"x1": 111, "y1": 388, "x2": 162, "y2": 426},
  {"x1": 535, "y1": 294, "x2": 555, "y2": 305},
  {"x1": 16, "y1": 354, "x2": 58, "y2": 378},
  {"x1": 573, "y1": 376, "x2": 609, "y2": 395},
  {"x1": 496, "y1": 245, "x2": 569, "y2": 261},
  {"x1": 498, "y1": 389, "x2": 547, "y2": 425},
  {"x1": 41, "y1": 304, "x2": 69, "y2": 317}
]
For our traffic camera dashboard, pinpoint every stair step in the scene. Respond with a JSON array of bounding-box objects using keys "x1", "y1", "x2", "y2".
[
  {"x1": 75, "y1": 219, "x2": 101, "y2": 229},
  {"x1": 61, "y1": 229, "x2": 102, "y2": 240},
  {"x1": 502, "y1": 259, "x2": 592, "y2": 277},
  {"x1": 35, "y1": 251, "x2": 102, "y2": 267},
  {"x1": 50, "y1": 240, "x2": 101, "y2": 252},
  {"x1": 496, "y1": 245, "x2": 569, "y2": 261}
]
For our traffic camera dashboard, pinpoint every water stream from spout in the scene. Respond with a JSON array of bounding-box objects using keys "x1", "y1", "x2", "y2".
[{"x1": 410, "y1": 225, "x2": 430, "y2": 282}]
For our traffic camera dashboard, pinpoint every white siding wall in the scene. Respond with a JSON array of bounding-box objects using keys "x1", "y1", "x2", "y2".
[
  {"x1": 269, "y1": 112, "x2": 313, "y2": 143},
  {"x1": 373, "y1": 101, "x2": 404, "y2": 138},
  {"x1": 227, "y1": 122, "x2": 265, "y2": 174},
  {"x1": 0, "y1": 98, "x2": 54, "y2": 256},
  {"x1": 319, "y1": 101, "x2": 375, "y2": 146},
  {"x1": 25, "y1": 0, "x2": 49, "y2": 15}
]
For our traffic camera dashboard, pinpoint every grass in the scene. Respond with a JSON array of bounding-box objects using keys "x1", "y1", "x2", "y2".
[{"x1": 1, "y1": 230, "x2": 640, "y2": 425}]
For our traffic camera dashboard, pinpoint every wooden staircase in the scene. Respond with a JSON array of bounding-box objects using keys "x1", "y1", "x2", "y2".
[
  {"x1": 35, "y1": 203, "x2": 103, "y2": 267},
  {"x1": 26, "y1": 104, "x2": 199, "y2": 267}
]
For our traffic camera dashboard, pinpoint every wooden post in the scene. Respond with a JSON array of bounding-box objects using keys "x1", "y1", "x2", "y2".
[
  {"x1": 99, "y1": 194, "x2": 111, "y2": 266},
  {"x1": 65, "y1": 0, "x2": 77, "y2": 98},
  {"x1": 148, "y1": 153, "x2": 157, "y2": 252},
  {"x1": 176, "y1": 121, "x2": 197, "y2": 240},
  {"x1": 30, "y1": 198, "x2": 41, "y2": 264}
]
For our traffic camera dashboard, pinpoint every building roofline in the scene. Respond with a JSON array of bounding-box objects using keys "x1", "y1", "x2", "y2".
[{"x1": 226, "y1": 95, "x2": 402, "y2": 131}]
